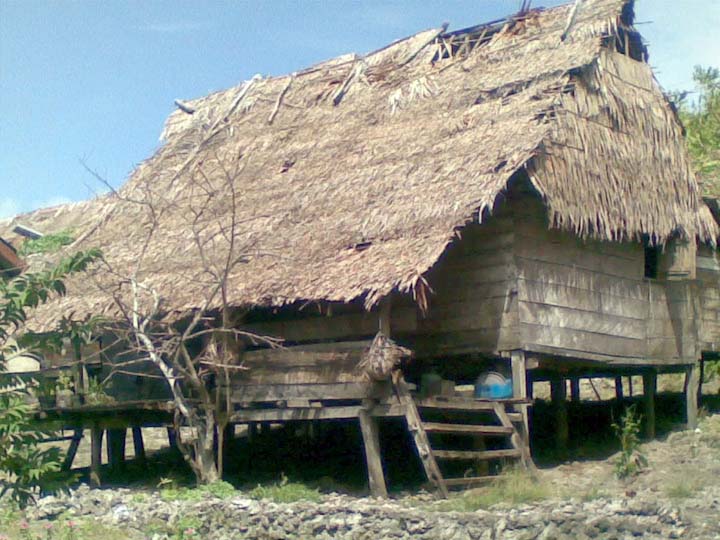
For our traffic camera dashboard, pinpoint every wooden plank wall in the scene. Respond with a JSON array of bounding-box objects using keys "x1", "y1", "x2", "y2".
[
  {"x1": 697, "y1": 244, "x2": 720, "y2": 353},
  {"x1": 513, "y1": 195, "x2": 696, "y2": 365},
  {"x1": 414, "y1": 211, "x2": 520, "y2": 356}
]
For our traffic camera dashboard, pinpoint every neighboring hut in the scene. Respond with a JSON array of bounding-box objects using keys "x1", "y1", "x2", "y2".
[
  {"x1": 11, "y1": 0, "x2": 719, "y2": 493},
  {"x1": 0, "y1": 236, "x2": 23, "y2": 277}
]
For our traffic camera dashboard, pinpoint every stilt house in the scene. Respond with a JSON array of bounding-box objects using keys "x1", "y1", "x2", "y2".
[{"x1": 6, "y1": 0, "x2": 719, "y2": 493}]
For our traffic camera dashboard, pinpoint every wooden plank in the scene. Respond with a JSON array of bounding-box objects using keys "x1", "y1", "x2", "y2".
[
  {"x1": 231, "y1": 382, "x2": 391, "y2": 403},
  {"x1": 423, "y1": 423, "x2": 513, "y2": 435},
  {"x1": 429, "y1": 280, "x2": 512, "y2": 306},
  {"x1": 492, "y1": 401, "x2": 534, "y2": 470},
  {"x1": 514, "y1": 233, "x2": 643, "y2": 279},
  {"x1": 433, "y1": 449, "x2": 521, "y2": 460},
  {"x1": 520, "y1": 323, "x2": 646, "y2": 358},
  {"x1": 518, "y1": 302, "x2": 646, "y2": 340},
  {"x1": 444, "y1": 475, "x2": 506, "y2": 487},
  {"x1": 416, "y1": 397, "x2": 498, "y2": 411},
  {"x1": 358, "y1": 410, "x2": 388, "y2": 498},
  {"x1": 517, "y1": 259, "x2": 647, "y2": 296},
  {"x1": 421, "y1": 297, "x2": 516, "y2": 334},
  {"x1": 412, "y1": 326, "x2": 520, "y2": 357},
  {"x1": 235, "y1": 347, "x2": 367, "y2": 385}
]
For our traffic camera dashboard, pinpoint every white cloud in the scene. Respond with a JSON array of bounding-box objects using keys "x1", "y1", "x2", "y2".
[{"x1": 0, "y1": 198, "x2": 21, "y2": 219}]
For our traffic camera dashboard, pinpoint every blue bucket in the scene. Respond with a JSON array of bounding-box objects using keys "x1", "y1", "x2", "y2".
[{"x1": 474, "y1": 372, "x2": 513, "y2": 399}]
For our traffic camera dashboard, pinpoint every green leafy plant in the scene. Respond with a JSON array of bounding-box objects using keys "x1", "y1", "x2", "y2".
[
  {"x1": 84, "y1": 376, "x2": 114, "y2": 405},
  {"x1": 249, "y1": 473, "x2": 321, "y2": 503},
  {"x1": 612, "y1": 405, "x2": 648, "y2": 479},
  {"x1": 673, "y1": 65, "x2": 720, "y2": 196},
  {"x1": 0, "y1": 249, "x2": 102, "y2": 507},
  {"x1": 18, "y1": 230, "x2": 75, "y2": 257}
]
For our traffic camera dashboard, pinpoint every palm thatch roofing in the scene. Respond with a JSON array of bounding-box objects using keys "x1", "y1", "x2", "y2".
[{"x1": 10, "y1": 0, "x2": 718, "y2": 328}]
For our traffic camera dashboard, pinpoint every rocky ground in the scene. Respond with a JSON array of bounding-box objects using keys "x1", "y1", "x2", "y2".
[{"x1": 6, "y1": 412, "x2": 719, "y2": 540}]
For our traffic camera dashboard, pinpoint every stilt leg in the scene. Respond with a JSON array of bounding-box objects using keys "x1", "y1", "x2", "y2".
[
  {"x1": 550, "y1": 374, "x2": 568, "y2": 457},
  {"x1": 107, "y1": 428, "x2": 127, "y2": 472},
  {"x1": 642, "y1": 370, "x2": 657, "y2": 440},
  {"x1": 132, "y1": 427, "x2": 146, "y2": 462},
  {"x1": 614, "y1": 377, "x2": 624, "y2": 400},
  {"x1": 358, "y1": 410, "x2": 388, "y2": 498},
  {"x1": 90, "y1": 425, "x2": 103, "y2": 487},
  {"x1": 62, "y1": 429, "x2": 83, "y2": 471},
  {"x1": 570, "y1": 378, "x2": 581, "y2": 402},
  {"x1": 685, "y1": 362, "x2": 700, "y2": 429},
  {"x1": 511, "y1": 351, "x2": 531, "y2": 463}
]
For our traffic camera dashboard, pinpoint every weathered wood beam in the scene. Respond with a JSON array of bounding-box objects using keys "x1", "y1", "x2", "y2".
[
  {"x1": 132, "y1": 427, "x2": 146, "y2": 463},
  {"x1": 510, "y1": 350, "x2": 532, "y2": 463},
  {"x1": 685, "y1": 362, "x2": 700, "y2": 429},
  {"x1": 642, "y1": 370, "x2": 657, "y2": 439},
  {"x1": 358, "y1": 410, "x2": 388, "y2": 498},
  {"x1": 569, "y1": 378, "x2": 581, "y2": 402},
  {"x1": 61, "y1": 429, "x2": 83, "y2": 471},
  {"x1": 90, "y1": 425, "x2": 103, "y2": 487},
  {"x1": 107, "y1": 428, "x2": 127, "y2": 471},
  {"x1": 550, "y1": 374, "x2": 568, "y2": 457},
  {"x1": 614, "y1": 376, "x2": 624, "y2": 400}
]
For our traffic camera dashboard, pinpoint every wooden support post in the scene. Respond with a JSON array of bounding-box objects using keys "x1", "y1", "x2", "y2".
[
  {"x1": 510, "y1": 351, "x2": 531, "y2": 460},
  {"x1": 642, "y1": 370, "x2": 657, "y2": 440},
  {"x1": 685, "y1": 362, "x2": 700, "y2": 429},
  {"x1": 107, "y1": 428, "x2": 127, "y2": 471},
  {"x1": 62, "y1": 429, "x2": 83, "y2": 471},
  {"x1": 167, "y1": 427, "x2": 178, "y2": 449},
  {"x1": 627, "y1": 376, "x2": 633, "y2": 397},
  {"x1": 90, "y1": 425, "x2": 103, "y2": 487},
  {"x1": 132, "y1": 427, "x2": 146, "y2": 462},
  {"x1": 570, "y1": 378, "x2": 580, "y2": 402},
  {"x1": 248, "y1": 422, "x2": 257, "y2": 441},
  {"x1": 550, "y1": 374, "x2": 568, "y2": 456},
  {"x1": 614, "y1": 377, "x2": 624, "y2": 400},
  {"x1": 698, "y1": 358, "x2": 705, "y2": 409},
  {"x1": 358, "y1": 409, "x2": 388, "y2": 498}
]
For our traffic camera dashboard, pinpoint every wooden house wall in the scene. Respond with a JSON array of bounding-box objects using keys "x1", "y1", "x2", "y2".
[
  {"x1": 513, "y1": 195, "x2": 698, "y2": 365},
  {"x1": 697, "y1": 244, "x2": 720, "y2": 354},
  {"x1": 414, "y1": 211, "x2": 520, "y2": 357}
]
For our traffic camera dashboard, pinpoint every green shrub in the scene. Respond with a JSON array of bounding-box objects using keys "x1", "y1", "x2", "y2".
[
  {"x1": 612, "y1": 405, "x2": 648, "y2": 480},
  {"x1": 160, "y1": 480, "x2": 237, "y2": 502},
  {"x1": 249, "y1": 474, "x2": 321, "y2": 503},
  {"x1": 18, "y1": 230, "x2": 75, "y2": 257}
]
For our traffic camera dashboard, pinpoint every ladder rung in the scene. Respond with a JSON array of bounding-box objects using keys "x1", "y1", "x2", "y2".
[
  {"x1": 423, "y1": 423, "x2": 513, "y2": 436},
  {"x1": 444, "y1": 475, "x2": 506, "y2": 487},
  {"x1": 415, "y1": 398, "x2": 497, "y2": 411},
  {"x1": 433, "y1": 449, "x2": 522, "y2": 460}
]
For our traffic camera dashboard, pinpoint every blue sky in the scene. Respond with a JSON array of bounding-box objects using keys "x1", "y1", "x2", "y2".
[{"x1": 1, "y1": 0, "x2": 718, "y2": 219}]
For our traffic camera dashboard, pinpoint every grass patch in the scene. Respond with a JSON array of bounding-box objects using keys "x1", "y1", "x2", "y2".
[
  {"x1": 0, "y1": 507, "x2": 139, "y2": 540},
  {"x1": 664, "y1": 476, "x2": 704, "y2": 500},
  {"x1": 160, "y1": 480, "x2": 237, "y2": 502},
  {"x1": 249, "y1": 474, "x2": 321, "y2": 503},
  {"x1": 431, "y1": 468, "x2": 549, "y2": 512}
]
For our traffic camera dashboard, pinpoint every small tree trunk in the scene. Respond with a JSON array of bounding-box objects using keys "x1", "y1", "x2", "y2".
[{"x1": 195, "y1": 420, "x2": 220, "y2": 484}]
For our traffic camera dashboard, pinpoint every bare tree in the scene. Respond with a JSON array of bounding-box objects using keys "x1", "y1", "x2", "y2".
[{"x1": 91, "y1": 155, "x2": 278, "y2": 483}]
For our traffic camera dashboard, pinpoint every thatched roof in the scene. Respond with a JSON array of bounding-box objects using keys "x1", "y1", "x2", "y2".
[{"x1": 14, "y1": 0, "x2": 718, "y2": 327}]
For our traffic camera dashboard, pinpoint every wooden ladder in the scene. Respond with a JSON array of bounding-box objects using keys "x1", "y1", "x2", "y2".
[{"x1": 401, "y1": 390, "x2": 533, "y2": 496}]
